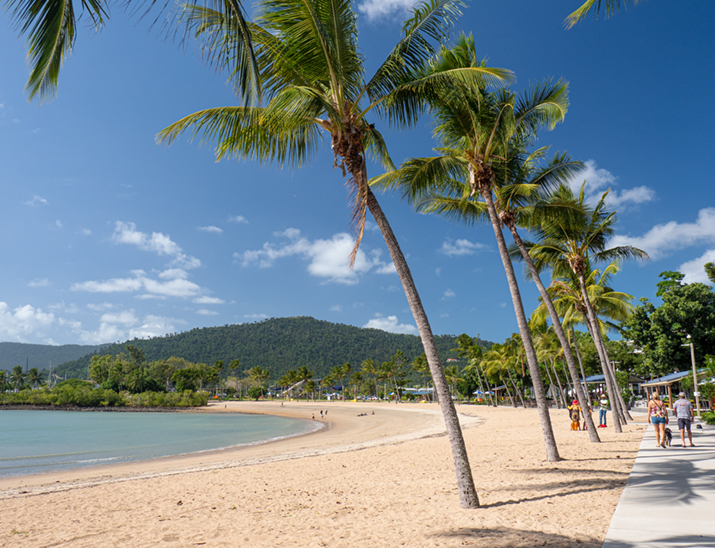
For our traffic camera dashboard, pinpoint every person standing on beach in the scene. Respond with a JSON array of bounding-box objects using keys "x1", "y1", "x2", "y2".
[
  {"x1": 647, "y1": 392, "x2": 668, "y2": 448},
  {"x1": 598, "y1": 395, "x2": 609, "y2": 428},
  {"x1": 673, "y1": 392, "x2": 695, "y2": 447}
]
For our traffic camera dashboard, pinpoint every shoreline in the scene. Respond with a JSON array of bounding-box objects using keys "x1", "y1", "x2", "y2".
[
  {"x1": 1, "y1": 403, "x2": 645, "y2": 547},
  {"x1": 0, "y1": 401, "x2": 459, "y2": 498}
]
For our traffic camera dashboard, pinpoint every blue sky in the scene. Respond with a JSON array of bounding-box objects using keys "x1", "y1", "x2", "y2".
[{"x1": 1, "y1": 0, "x2": 714, "y2": 347}]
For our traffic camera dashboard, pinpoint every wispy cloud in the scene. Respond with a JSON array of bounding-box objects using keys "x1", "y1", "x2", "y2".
[
  {"x1": 237, "y1": 229, "x2": 395, "y2": 285},
  {"x1": 442, "y1": 289, "x2": 456, "y2": 299},
  {"x1": 78, "y1": 228, "x2": 93, "y2": 236},
  {"x1": 229, "y1": 215, "x2": 249, "y2": 224},
  {"x1": 363, "y1": 314, "x2": 417, "y2": 335},
  {"x1": 329, "y1": 305, "x2": 343, "y2": 312},
  {"x1": 198, "y1": 226, "x2": 223, "y2": 234},
  {"x1": 193, "y1": 296, "x2": 225, "y2": 305},
  {"x1": 71, "y1": 268, "x2": 202, "y2": 298},
  {"x1": 25, "y1": 195, "x2": 48, "y2": 206},
  {"x1": 111, "y1": 221, "x2": 200, "y2": 269},
  {"x1": 197, "y1": 309, "x2": 219, "y2": 316},
  {"x1": 77, "y1": 314, "x2": 178, "y2": 344},
  {"x1": 611, "y1": 208, "x2": 715, "y2": 260},
  {"x1": 440, "y1": 239, "x2": 486, "y2": 257},
  {"x1": 28, "y1": 278, "x2": 51, "y2": 287}
]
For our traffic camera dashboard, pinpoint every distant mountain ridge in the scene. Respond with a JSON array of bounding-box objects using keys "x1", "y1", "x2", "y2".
[
  {"x1": 51, "y1": 317, "x2": 492, "y2": 380},
  {"x1": 0, "y1": 342, "x2": 105, "y2": 371}
]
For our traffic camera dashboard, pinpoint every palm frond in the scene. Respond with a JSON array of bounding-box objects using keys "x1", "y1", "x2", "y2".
[
  {"x1": 7, "y1": 0, "x2": 107, "y2": 102},
  {"x1": 565, "y1": 0, "x2": 643, "y2": 29}
]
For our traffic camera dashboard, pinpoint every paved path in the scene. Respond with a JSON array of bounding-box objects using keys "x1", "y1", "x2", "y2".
[{"x1": 603, "y1": 420, "x2": 715, "y2": 547}]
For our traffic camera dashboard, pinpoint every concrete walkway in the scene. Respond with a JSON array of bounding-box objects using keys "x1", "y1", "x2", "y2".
[{"x1": 603, "y1": 420, "x2": 715, "y2": 547}]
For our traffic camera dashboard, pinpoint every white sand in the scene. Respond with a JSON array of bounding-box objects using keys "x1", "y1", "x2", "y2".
[{"x1": 0, "y1": 401, "x2": 645, "y2": 547}]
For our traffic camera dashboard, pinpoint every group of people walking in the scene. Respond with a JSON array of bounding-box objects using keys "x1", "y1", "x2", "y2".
[{"x1": 647, "y1": 392, "x2": 696, "y2": 448}]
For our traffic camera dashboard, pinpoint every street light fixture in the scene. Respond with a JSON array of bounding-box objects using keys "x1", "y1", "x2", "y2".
[{"x1": 683, "y1": 335, "x2": 701, "y2": 419}]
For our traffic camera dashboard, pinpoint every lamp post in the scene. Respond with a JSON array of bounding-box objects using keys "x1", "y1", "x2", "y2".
[{"x1": 686, "y1": 335, "x2": 701, "y2": 419}]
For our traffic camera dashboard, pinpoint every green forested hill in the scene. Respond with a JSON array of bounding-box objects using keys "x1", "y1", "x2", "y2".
[
  {"x1": 0, "y1": 342, "x2": 104, "y2": 371},
  {"x1": 53, "y1": 317, "x2": 492, "y2": 381}
]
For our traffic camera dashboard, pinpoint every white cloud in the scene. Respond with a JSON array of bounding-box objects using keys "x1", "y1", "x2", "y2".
[
  {"x1": 101, "y1": 311, "x2": 138, "y2": 325},
  {"x1": 238, "y1": 229, "x2": 395, "y2": 285},
  {"x1": 72, "y1": 270, "x2": 202, "y2": 298},
  {"x1": 0, "y1": 303, "x2": 55, "y2": 342},
  {"x1": 440, "y1": 239, "x2": 486, "y2": 257},
  {"x1": 77, "y1": 314, "x2": 178, "y2": 344},
  {"x1": 87, "y1": 302, "x2": 114, "y2": 312},
  {"x1": 158, "y1": 268, "x2": 188, "y2": 280},
  {"x1": 25, "y1": 195, "x2": 48, "y2": 206},
  {"x1": 358, "y1": 0, "x2": 419, "y2": 20},
  {"x1": 244, "y1": 313, "x2": 268, "y2": 319},
  {"x1": 198, "y1": 226, "x2": 223, "y2": 234},
  {"x1": 443, "y1": 289, "x2": 456, "y2": 299},
  {"x1": 680, "y1": 250, "x2": 715, "y2": 284},
  {"x1": 566, "y1": 160, "x2": 655, "y2": 209},
  {"x1": 611, "y1": 208, "x2": 715, "y2": 260},
  {"x1": 363, "y1": 314, "x2": 417, "y2": 335},
  {"x1": 193, "y1": 296, "x2": 225, "y2": 304},
  {"x1": 111, "y1": 221, "x2": 200, "y2": 269},
  {"x1": 55, "y1": 220, "x2": 63, "y2": 229},
  {"x1": 329, "y1": 305, "x2": 343, "y2": 312},
  {"x1": 229, "y1": 215, "x2": 249, "y2": 224},
  {"x1": 28, "y1": 278, "x2": 51, "y2": 287},
  {"x1": 78, "y1": 228, "x2": 93, "y2": 236},
  {"x1": 197, "y1": 309, "x2": 219, "y2": 316}
]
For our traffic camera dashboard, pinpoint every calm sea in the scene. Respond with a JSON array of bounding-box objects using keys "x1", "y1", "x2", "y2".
[{"x1": 0, "y1": 410, "x2": 317, "y2": 478}]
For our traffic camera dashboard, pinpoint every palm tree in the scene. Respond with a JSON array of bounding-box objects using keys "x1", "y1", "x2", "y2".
[
  {"x1": 565, "y1": 0, "x2": 644, "y2": 29},
  {"x1": 410, "y1": 353, "x2": 433, "y2": 401},
  {"x1": 372, "y1": 36, "x2": 565, "y2": 461},
  {"x1": 9, "y1": 365, "x2": 26, "y2": 391},
  {"x1": 524, "y1": 184, "x2": 648, "y2": 431},
  {"x1": 361, "y1": 358, "x2": 379, "y2": 400},
  {"x1": 27, "y1": 367, "x2": 45, "y2": 389},
  {"x1": 157, "y1": 0, "x2": 508, "y2": 508},
  {"x1": 0, "y1": 370, "x2": 7, "y2": 392},
  {"x1": 6, "y1": 0, "x2": 256, "y2": 103},
  {"x1": 494, "y1": 151, "x2": 601, "y2": 439},
  {"x1": 452, "y1": 334, "x2": 492, "y2": 405}
]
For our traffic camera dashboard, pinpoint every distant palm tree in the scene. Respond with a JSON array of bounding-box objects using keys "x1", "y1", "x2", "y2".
[
  {"x1": 524, "y1": 184, "x2": 647, "y2": 430},
  {"x1": 361, "y1": 359, "x2": 379, "y2": 400},
  {"x1": 0, "y1": 370, "x2": 7, "y2": 392},
  {"x1": 10, "y1": 365, "x2": 26, "y2": 391},
  {"x1": 27, "y1": 367, "x2": 45, "y2": 389}
]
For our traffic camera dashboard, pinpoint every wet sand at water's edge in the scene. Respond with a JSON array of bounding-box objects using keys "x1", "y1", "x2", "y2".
[{"x1": 0, "y1": 401, "x2": 645, "y2": 547}]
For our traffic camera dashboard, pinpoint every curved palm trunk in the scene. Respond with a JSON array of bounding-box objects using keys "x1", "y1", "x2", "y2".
[
  {"x1": 480, "y1": 188, "x2": 560, "y2": 461},
  {"x1": 551, "y1": 360, "x2": 566, "y2": 408},
  {"x1": 472, "y1": 364, "x2": 490, "y2": 405},
  {"x1": 508, "y1": 227, "x2": 600, "y2": 440},
  {"x1": 366, "y1": 188, "x2": 479, "y2": 508},
  {"x1": 571, "y1": 327, "x2": 588, "y2": 391},
  {"x1": 501, "y1": 374, "x2": 517, "y2": 407},
  {"x1": 543, "y1": 362, "x2": 560, "y2": 408},
  {"x1": 506, "y1": 367, "x2": 526, "y2": 407},
  {"x1": 595, "y1": 328, "x2": 633, "y2": 421},
  {"x1": 578, "y1": 274, "x2": 625, "y2": 432}
]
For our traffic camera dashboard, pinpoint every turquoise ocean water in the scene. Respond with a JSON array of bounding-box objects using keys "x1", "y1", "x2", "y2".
[{"x1": 0, "y1": 410, "x2": 316, "y2": 478}]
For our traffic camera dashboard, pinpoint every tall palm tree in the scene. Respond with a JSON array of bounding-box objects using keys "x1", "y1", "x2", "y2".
[
  {"x1": 372, "y1": 36, "x2": 565, "y2": 461},
  {"x1": 6, "y1": 0, "x2": 256, "y2": 103},
  {"x1": 452, "y1": 334, "x2": 493, "y2": 406},
  {"x1": 494, "y1": 151, "x2": 602, "y2": 439},
  {"x1": 524, "y1": 184, "x2": 647, "y2": 431},
  {"x1": 361, "y1": 358, "x2": 379, "y2": 400},
  {"x1": 157, "y1": 0, "x2": 510, "y2": 508}
]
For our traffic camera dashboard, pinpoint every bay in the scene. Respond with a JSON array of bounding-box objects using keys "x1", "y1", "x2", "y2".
[{"x1": 0, "y1": 409, "x2": 316, "y2": 478}]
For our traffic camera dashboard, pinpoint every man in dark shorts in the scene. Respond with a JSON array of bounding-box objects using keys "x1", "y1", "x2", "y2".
[{"x1": 672, "y1": 392, "x2": 695, "y2": 447}]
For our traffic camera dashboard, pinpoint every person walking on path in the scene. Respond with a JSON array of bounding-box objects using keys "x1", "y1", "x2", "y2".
[
  {"x1": 672, "y1": 391, "x2": 696, "y2": 447},
  {"x1": 647, "y1": 392, "x2": 668, "y2": 448},
  {"x1": 598, "y1": 395, "x2": 609, "y2": 428}
]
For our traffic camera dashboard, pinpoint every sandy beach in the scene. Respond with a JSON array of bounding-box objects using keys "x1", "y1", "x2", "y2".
[{"x1": 0, "y1": 401, "x2": 645, "y2": 547}]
